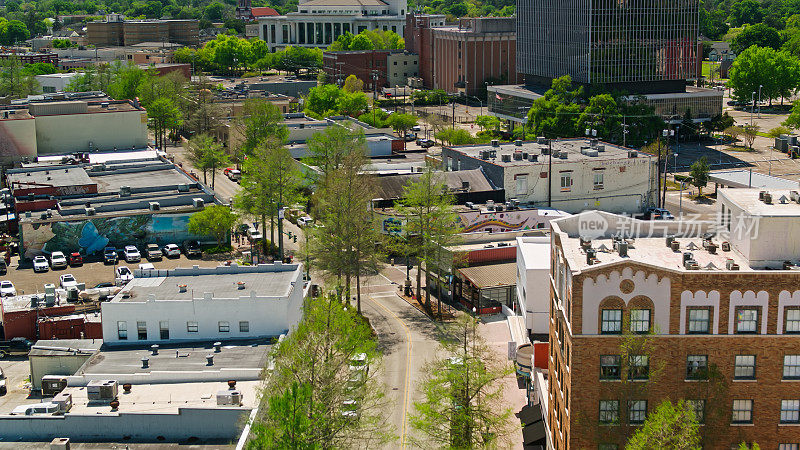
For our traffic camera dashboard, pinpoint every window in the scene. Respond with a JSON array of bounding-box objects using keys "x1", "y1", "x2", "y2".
[
  {"x1": 240, "y1": 321, "x2": 250, "y2": 333},
  {"x1": 628, "y1": 400, "x2": 647, "y2": 425},
  {"x1": 187, "y1": 321, "x2": 198, "y2": 333},
  {"x1": 736, "y1": 308, "x2": 759, "y2": 333},
  {"x1": 630, "y1": 309, "x2": 650, "y2": 333},
  {"x1": 732, "y1": 399, "x2": 753, "y2": 424},
  {"x1": 137, "y1": 321, "x2": 147, "y2": 340},
  {"x1": 393, "y1": 61, "x2": 397, "y2": 65},
  {"x1": 600, "y1": 355, "x2": 621, "y2": 380},
  {"x1": 786, "y1": 309, "x2": 800, "y2": 333},
  {"x1": 159, "y1": 321, "x2": 169, "y2": 340},
  {"x1": 599, "y1": 445, "x2": 618, "y2": 450},
  {"x1": 117, "y1": 321, "x2": 128, "y2": 340},
  {"x1": 219, "y1": 321, "x2": 230, "y2": 332},
  {"x1": 629, "y1": 355, "x2": 649, "y2": 380},
  {"x1": 779, "y1": 445, "x2": 800, "y2": 450},
  {"x1": 687, "y1": 399, "x2": 705, "y2": 424},
  {"x1": 599, "y1": 400, "x2": 619, "y2": 424},
  {"x1": 784, "y1": 355, "x2": 800, "y2": 379},
  {"x1": 593, "y1": 170, "x2": 604, "y2": 189},
  {"x1": 686, "y1": 355, "x2": 708, "y2": 380},
  {"x1": 781, "y1": 400, "x2": 800, "y2": 424},
  {"x1": 688, "y1": 308, "x2": 710, "y2": 334},
  {"x1": 601, "y1": 309, "x2": 622, "y2": 334},
  {"x1": 515, "y1": 175, "x2": 528, "y2": 196},
  {"x1": 734, "y1": 355, "x2": 756, "y2": 380},
  {"x1": 560, "y1": 172, "x2": 573, "y2": 191}
]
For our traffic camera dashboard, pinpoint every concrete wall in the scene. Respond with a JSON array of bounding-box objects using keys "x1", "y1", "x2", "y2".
[
  {"x1": 34, "y1": 110, "x2": 149, "y2": 155},
  {"x1": 100, "y1": 266, "x2": 304, "y2": 344},
  {"x1": 0, "y1": 116, "x2": 37, "y2": 162},
  {"x1": 30, "y1": 353, "x2": 94, "y2": 390},
  {"x1": 0, "y1": 407, "x2": 249, "y2": 441}
]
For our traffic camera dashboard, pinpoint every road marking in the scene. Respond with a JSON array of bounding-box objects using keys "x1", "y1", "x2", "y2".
[{"x1": 368, "y1": 294, "x2": 413, "y2": 449}]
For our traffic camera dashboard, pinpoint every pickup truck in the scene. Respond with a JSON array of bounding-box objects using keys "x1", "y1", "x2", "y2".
[
  {"x1": 146, "y1": 243, "x2": 163, "y2": 261},
  {"x1": 0, "y1": 338, "x2": 32, "y2": 358}
]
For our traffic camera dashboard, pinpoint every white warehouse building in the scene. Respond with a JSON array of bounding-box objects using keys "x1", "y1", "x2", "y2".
[{"x1": 101, "y1": 263, "x2": 308, "y2": 345}]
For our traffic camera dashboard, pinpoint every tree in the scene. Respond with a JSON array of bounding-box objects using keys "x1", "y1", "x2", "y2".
[
  {"x1": 188, "y1": 205, "x2": 236, "y2": 247},
  {"x1": 255, "y1": 295, "x2": 394, "y2": 448},
  {"x1": 700, "y1": 7, "x2": 729, "y2": 40},
  {"x1": 767, "y1": 125, "x2": 792, "y2": 138},
  {"x1": 410, "y1": 314, "x2": 514, "y2": 448},
  {"x1": 729, "y1": 46, "x2": 800, "y2": 105},
  {"x1": 204, "y1": 1, "x2": 226, "y2": 21},
  {"x1": 785, "y1": 99, "x2": 800, "y2": 129},
  {"x1": 0, "y1": 58, "x2": 39, "y2": 98},
  {"x1": 436, "y1": 128, "x2": 478, "y2": 145},
  {"x1": 336, "y1": 91, "x2": 369, "y2": 117},
  {"x1": 184, "y1": 134, "x2": 217, "y2": 185},
  {"x1": 475, "y1": 115, "x2": 501, "y2": 133},
  {"x1": 342, "y1": 74, "x2": 364, "y2": 93},
  {"x1": 305, "y1": 84, "x2": 344, "y2": 117},
  {"x1": 625, "y1": 400, "x2": 701, "y2": 450},
  {"x1": 146, "y1": 97, "x2": 182, "y2": 151},
  {"x1": 689, "y1": 156, "x2": 710, "y2": 196},
  {"x1": 306, "y1": 123, "x2": 365, "y2": 184},
  {"x1": 729, "y1": 0, "x2": 762, "y2": 27},
  {"x1": 184, "y1": 76, "x2": 224, "y2": 135},
  {"x1": 236, "y1": 98, "x2": 288, "y2": 158},
  {"x1": 387, "y1": 113, "x2": 418, "y2": 149},
  {"x1": 350, "y1": 34, "x2": 374, "y2": 50},
  {"x1": 526, "y1": 75, "x2": 582, "y2": 138},
  {"x1": 0, "y1": 20, "x2": 30, "y2": 45},
  {"x1": 396, "y1": 166, "x2": 458, "y2": 311},
  {"x1": 742, "y1": 124, "x2": 759, "y2": 149},
  {"x1": 724, "y1": 125, "x2": 743, "y2": 143},
  {"x1": 731, "y1": 23, "x2": 782, "y2": 54}
]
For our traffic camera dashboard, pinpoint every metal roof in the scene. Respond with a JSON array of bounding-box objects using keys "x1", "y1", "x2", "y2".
[
  {"x1": 709, "y1": 170, "x2": 799, "y2": 190},
  {"x1": 457, "y1": 262, "x2": 517, "y2": 288},
  {"x1": 374, "y1": 169, "x2": 496, "y2": 200}
]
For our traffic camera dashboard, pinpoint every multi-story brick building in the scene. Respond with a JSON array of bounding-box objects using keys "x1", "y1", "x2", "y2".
[
  {"x1": 87, "y1": 15, "x2": 199, "y2": 47},
  {"x1": 542, "y1": 189, "x2": 800, "y2": 449},
  {"x1": 322, "y1": 49, "x2": 419, "y2": 90}
]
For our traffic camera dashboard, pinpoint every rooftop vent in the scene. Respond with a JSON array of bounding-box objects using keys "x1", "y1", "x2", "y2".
[
  {"x1": 148, "y1": 202, "x2": 160, "y2": 211},
  {"x1": 559, "y1": 152, "x2": 568, "y2": 160},
  {"x1": 514, "y1": 140, "x2": 523, "y2": 146},
  {"x1": 586, "y1": 248, "x2": 597, "y2": 265},
  {"x1": 628, "y1": 150, "x2": 638, "y2": 158},
  {"x1": 763, "y1": 192, "x2": 773, "y2": 204},
  {"x1": 513, "y1": 151, "x2": 523, "y2": 161},
  {"x1": 791, "y1": 191, "x2": 800, "y2": 203},
  {"x1": 529, "y1": 154, "x2": 538, "y2": 162},
  {"x1": 721, "y1": 241, "x2": 731, "y2": 252},
  {"x1": 461, "y1": 181, "x2": 470, "y2": 190},
  {"x1": 119, "y1": 186, "x2": 131, "y2": 197},
  {"x1": 617, "y1": 241, "x2": 628, "y2": 257},
  {"x1": 489, "y1": 150, "x2": 497, "y2": 159},
  {"x1": 726, "y1": 258, "x2": 739, "y2": 270},
  {"x1": 193, "y1": 198, "x2": 205, "y2": 208},
  {"x1": 501, "y1": 154, "x2": 511, "y2": 163},
  {"x1": 85, "y1": 207, "x2": 96, "y2": 216},
  {"x1": 596, "y1": 145, "x2": 605, "y2": 152},
  {"x1": 537, "y1": 136, "x2": 547, "y2": 144},
  {"x1": 491, "y1": 139, "x2": 499, "y2": 147}
]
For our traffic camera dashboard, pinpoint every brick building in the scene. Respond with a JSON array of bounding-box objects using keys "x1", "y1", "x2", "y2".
[
  {"x1": 0, "y1": 52, "x2": 59, "y2": 65},
  {"x1": 323, "y1": 50, "x2": 419, "y2": 90},
  {"x1": 404, "y1": 15, "x2": 519, "y2": 96},
  {"x1": 87, "y1": 15, "x2": 199, "y2": 47},
  {"x1": 541, "y1": 190, "x2": 800, "y2": 449}
]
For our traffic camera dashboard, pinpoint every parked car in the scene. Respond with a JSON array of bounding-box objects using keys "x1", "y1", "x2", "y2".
[
  {"x1": 0, "y1": 367, "x2": 6, "y2": 394},
  {"x1": 124, "y1": 245, "x2": 141, "y2": 263},
  {"x1": 103, "y1": 247, "x2": 118, "y2": 264},
  {"x1": 404, "y1": 132, "x2": 416, "y2": 142},
  {"x1": 0, "y1": 281, "x2": 15, "y2": 297},
  {"x1": 68, "y1": 252, "x2": 83, "y2": 266},
  {"x1": 183, "y1": 240, "x2": 202, "y2": 257},
  {"x1": 297, "y1": 216, "x2": 314, "y2": 227},
  {"x1": 0, "y1": 337, "x2": 32, "y2": 358},
  {"x1": 146, "y1": 243, "x2": 163, "y2": 261},
  {"x1": 416, "y1": 138, "x2": 435, "y2": 148},
  {"x1": 0, "y1": 260, "x2": 6, "y2": 275},
  {"x1": 642, "y1": 207, "x2": 675, "y2": 220},
  {"x1": 50, "y1": 251, "x2": 67, "y2": 269},
  {"x1": 59, "y1": 274, "x2": 78, "y2": 290},
  {"x1": 115, "y1": 266, "x2": 133, "y2": 283},
  {"x1": 162, "y1": 244, "x2": 181, "y2": 258},
  {"x1": 247, "y1": 226, "x2": 263, "y2": 241},
  {"x1": 10, "y1": 402, "x2": 59, "y2": 416},
  {"x1": 32, "y1": 256, "x2": 49, "y2": 273},
  {"x1": 411, "y1": 125, "x2": 421, "y2": 132},
  {"x1": 224, "y1": 168, "x2": 241, "y2": 182}
]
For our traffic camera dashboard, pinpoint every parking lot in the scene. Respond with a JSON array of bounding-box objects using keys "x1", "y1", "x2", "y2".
[
  {"x1": 0, "y1": 356, "x2": 36, "y2": 415},
  {"x1": 3, "y1": 253, "x2": 211, "y2": 297}
]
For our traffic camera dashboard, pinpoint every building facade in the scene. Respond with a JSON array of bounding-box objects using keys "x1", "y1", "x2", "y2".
[
  {"x1": 101, "y1": 263, "x2": 307, "y2": 344},
  {"x1": 403, "y1": 13, "x2": 445, "y2": 89},
  {"x1": 516, "y1": 235, "x2": 551, "y2": 338},
  {"x1": 87, "y1": 15, "x2": 199, "y2": 47},
  {"x1": 323, "y1": 50, "x2": 418, "y2": 89},
  {"x1": 256, "y1": 0, "x2": 407, "y2": 51},
  {"x1": 440, "y1": 138, "x2": 657, "y2": 214},
  {"x1": 545, "y1": 198, "x2": 800, "y2": 449}
]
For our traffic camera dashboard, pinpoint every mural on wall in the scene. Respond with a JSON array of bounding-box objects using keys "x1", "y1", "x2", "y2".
[
  {"x1": 22, "y1": 212, "x2": 211, "y2": 259},
  {"x1": 379, "y1": 209, "x2": 557, "y2": 235}
]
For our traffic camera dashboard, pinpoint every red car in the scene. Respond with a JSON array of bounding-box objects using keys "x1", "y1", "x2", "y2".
[{"x1": 68, "y1": 252, "x2": 83, "y2": 266}]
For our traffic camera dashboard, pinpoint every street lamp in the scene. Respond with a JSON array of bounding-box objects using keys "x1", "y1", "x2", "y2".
[
  {"x1": 750, "y1": 91, "x2": 756, "y2": 125},
  {"x1": 757, "y1": 84, "x2": 763, "y2": 118}
]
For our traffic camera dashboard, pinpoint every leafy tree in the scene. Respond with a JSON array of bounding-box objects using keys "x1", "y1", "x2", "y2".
[
  {"x1": 767, "y1": 125, "x2": 792, "y2": 137},
  {"x1": 0, "y1": 19, "x2": 30, "y2": 45},
  {"x1": 22, "y1": 63, "x2": 57, "y2": 76},
  {"x1": 350, "y1": 34, "x2": 374, "y2": 50},
  {"x1": 475, "y1": 115, "x2": 501, "y2": 132},
  {"x1": 0, "y1": 58, "x2": 39, "y2": 98},
  {"x1": 729, "y1": 46, "x2": 800, "y2": 105},
  {"x1": 306, "y1": 123, "x2": 365, "y2": 184},
  {"x1": 526, "y1": 75, "x2": 582, "y2": 138},
  {"x1": 741, "y1": 123, "x2": 760, "y2": 149},
  {"x1": 731, "y1": 23, "x2": 782, "y2": 53},
  {"x1": 275, "y1": 46, "x2": 323, "y2": 76},
  {"x1": 358, "y1": 108, "x2": 388, "y2": 127},
  {"x1": 738, "y1": 443, "x2": 761, "y2": 450},
  {"x1": 336, "y1": 91, "x2": 369, "y2": 117},
  {"x1": 305, "y1": 84, "x2": 344, "y2": 117},
  {"x1": 184, "y1": 76, "x2": 224, "y2": 135},
  {"x1": 387, "y1": 113, "x2": 418, "y2": 148},
  {"x1": 729, "y1": 0, "x2": 762, "y2": 27},
  {"x1": 578, "y1": 93, "x2": 621, "y2": 139},
  {"x1": 236, "y1": 98, "x2": 287, "y2": 158},
  {"x1": 105, "y1": 62, "x2": 150, "y2": 101},
  {"x1": 410, "y1": 314, "x2": 514, "y2": 448},
  {"x1": 689, "y1": 156, "x2": 710, "y2": 196},
  {"x1": 188, "y1": 205, "x2": 236, "y2": 247},
  {"x1": 147, "y1": 97, "x2": 182, "y2": 151},
  {"x1": 700, "y1": 7, "x2": 729, "y2": 40},
  {"x1": 204, "y1": 1, "x2": 226, "y2": 21},
  {"x1": 328, "y1": 30, "x2": 404, "y2": 51},
  {"x1": 184, "y1": 134, "x2": 219, "y2": 186},
  {"x1": 342, "y1": 74, "x2": 364, "y2": 93},
  {"x1": 785, "y1": 99, "x2": 800, "y2": 129},
  {"x1": 52, "y1": 38, "x2": 74, "y2": 48},
  {"x1": 247, "y1": 382, "x2": 316, "y2": 449},
  {"x1": 435, "y1": 127, "x2": 479, "y2": 145},
  {"x1": 725, "y1": 125, "x2": 743, "y2": 143},
  {"x1": 625, "y1": 400, "x2": 701, "y2": 450}
]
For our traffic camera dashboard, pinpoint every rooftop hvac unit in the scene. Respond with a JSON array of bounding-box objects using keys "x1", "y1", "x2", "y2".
[
  {"x1": 617, "y1": 242, "x2": 628, "y2": 257},
  {"x1": 52, "y1": 392, "x2": 72, "y2": 413},
  {"x1": 149, "y1": 202, "x2": 160, "y2": 211},
  {"x1": 590, "y1": 138, "x2": 599, "y2": 147},
  {"x1": 791, "y1": 191, "x2": 800, "y2": 203},
  {"x1": 596, "y1": 145, "x2": 605, "y2": 152},
  {"x1": 119, "y1": 186, "x2": 131, "y2": 197},
  {"x1": 461, "y1": 181, "x2": 470, "y2": 190},
  {"x1": 87, "y1": 380, "x2": 118, "y2": 400},
  {"x1": 85, "y1": 207, "x2": 96, "y2": 216},
  {"x1": 763, "y1": 192, "x2": 773, "y2": 204},
  {"x1": 217, "y1": 390, "x2": 243, "y2": 406},
  {"x1": 501, "y1": 154, "x2": 512, "y2": 163},
  {"x1": 529, "y1": 154, "x2": 538, "y2": 162},
  {"x1": 559, "y1": 152, "x2": 568, "y2": 160},
  {"x1": 42, "y1": 376, "x2": 68, "y2": 396},
  {"x1": 513, "y1": 151, "x2": 523, "y2": 160},
  {"x1": 489, "y1": 150, "x2": 496, "y2": 158},
  {"x1": 514, "y1": 140, "x2": 523, "y2": 146},
  {"x1": 586, "y1": 150, "x2": 599, "y2": 157},
  {"x1": 177, "y1": 183, "x2": 190, "y2": 192},
  {"x1": 522, "y1": 152, "x2": 528, "y2": 159},
  {"x1": 193, "y1": 198, "x2": 205, "y2": 208},
  {"x1": 628, "y1": 150, "x2": 638, "y2": 158},
  {"x1": 491, "y1": 139, "x2": 499, "y2": 147},
  {"x1": 479, "y1": 151, "x2": 490, "y2": 160},
  {"x1": 537, "y1": 136, "x2": 547, "y2": 144},
  {"x1": 726, "y1": 258, "x2": 740, "y2": 270},
  {"x1": 465, "y1": 201, "x2": 475, "y2": 209}
]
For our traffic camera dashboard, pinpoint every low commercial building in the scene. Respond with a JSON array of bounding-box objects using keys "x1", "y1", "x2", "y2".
[
  {"x1": 0, "y1": 98, "x2": 148, "y2": 163},
  {"x1": 323, "y1": 50, "x2": 419, "y2": 90},
  {"x1": 34, "y1": 73, "x2": 80, "y2": 93},
  {"x1": 371, "y1": 168, "x2": 504, "y2": 209},
  {"x1": 543, "y1": 191, "x2": 800, "y2": 448},
  {"x1": 284, "y1": 114, "x2": 401, "y2": 158},
  {"x1": 101, "y1": 263, "x2": 307, "y2": 345},
  {"x1": 0, "y1": 52, "x2": 59, "y2": 65},
  {"x1": 454, "y1": 262, "x2": 517, "y2": 315},
  {"x1": 1, "y1": 296, "x2": 104, "y2": 341},
  {"x1": 441, "y1": 138, "x2": 657, "y2": 214}
]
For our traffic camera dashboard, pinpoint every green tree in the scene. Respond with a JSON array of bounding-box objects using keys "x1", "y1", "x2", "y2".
[
  {"x1": 306, "y1": 123, "x2": 365, "y2": 184},
  {"x1": 387, "y1": 113, "x2": 418, "y2": 149},
  {"x1": 729, "y1": 0, "x2": 762, "y2": 27},
  {"x1": 435, "y1": 128, "x2": 478, "y2": 145},
  {"x1": 184, "y1": 133, "x2": 217, "y2": 186},
  {"x1": 247, "y1": 382, "x2": 317, "y2": 450},
  {"x1": 188, "y1": 205, "x2": 236, "y2": 247},
  {"x1": 204, "y1": 1, "x2": 226, "y2": 21},
  {"x1": 342, "y1": 74, "x2": 364, "y2": 93},
  {"x1": 236, "y1": 98, "x2": 288, "y2": 158},
  {"x1": 526, "y1": 75, "x2": 582, "y2": 138},
  {"x1": 729, "y1": 46, "x2": 800, "y2": 105},
  {"x1": 741, "y1": 123, "x2": 760, "y2": 149},
  {"x1": 700, "y1": 7, "x2": 729, "y2": 40},
  {"x1": 147, "y1": 97, "x2": 182, "y2": 151},
  {"x1": 410, "y1": 314, "x2": 514, "y2": 448},
  {"x1": 625, "y1": 400, "x2": 701, "y2": 450},
  {"x1": 0, "y1": 20, "x2": 30, "y2": 45},
  {"x1": 784, "y1": 99, "x2": 800, "y2": 129},
  {"x1": 578, "y1": 93, "x2": 621, "y2": 139},
  {"x1": 305, "y1": 84, "x2": 344, "y2": 117},
  {"x1": 336, "y1": 91, "x2": 369, "y2": 117},
  {"x1": 731, "y1": 23, "x2": 782, "y2": 54},
  {"x1": 350, "y1": 34, "x2": 374, "y2": 50},
  {"x1": 689, "y1": 156, "x2": 710, "y2": 196},
  {"x1": 106, "y1": 62, "x2": 149, "y2": 101},
  {"x1": 767, "y1": 125, "x2": 792, "y2": 137},
  {"x1": 0, "y1": 58, "x2": 39, "y2": 98},
  {"x1": 475, "y1": 115, "x2": 501, "y2": 132}
]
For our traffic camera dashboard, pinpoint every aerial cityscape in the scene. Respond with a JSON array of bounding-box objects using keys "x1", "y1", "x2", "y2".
[{"x1": 0, "y1": 0, "x2": 799, "y2": 447}]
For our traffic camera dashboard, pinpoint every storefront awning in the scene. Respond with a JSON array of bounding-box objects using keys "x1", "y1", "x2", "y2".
[{"x1": 457, "y1": 262, "x2": 516, "y2": 289}]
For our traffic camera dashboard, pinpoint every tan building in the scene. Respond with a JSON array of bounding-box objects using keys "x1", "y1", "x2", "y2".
[
  {"x1": 541, "y1": 192, "x2": 800, "y2": 449},
  {"x1": 87, "y1": 15, "x2": 199, "y2": 47}
]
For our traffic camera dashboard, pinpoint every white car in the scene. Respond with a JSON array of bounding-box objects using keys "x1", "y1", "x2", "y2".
[
  {"x1": 32, "y1": 256, "x2": 49, "y2": 273},
  {"x1": 59, "y1": 274, "x2": 78, "y2": 290},
  {"x1": 123, "y1": 246, "x2": 141, "y2": 263},
  {"x1": 0, "y1": 281, "x2": 15, "y2": 297},
  {"x1": 49, "y1": 251, "x2": 67, "y2": 269},
  {"x1": 162, "y1": 244, "x2": 181, "y2": 258},
  {"x1": 297, "y1": 216, "x2": 313, "y2": 227},
  {"x1": 115, "y1": 266, "x2": 134, "y2": 283}
]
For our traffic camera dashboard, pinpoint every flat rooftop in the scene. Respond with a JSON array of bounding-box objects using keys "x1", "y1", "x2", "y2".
[
  {"x1": 92, "y1": 167, "x2": 191, "y2": 192},
  {"x1": 720, "y1": 188, "x2": 800, "y2": 216},
  {"x1": 447, "y1": 138, "x2": 645, "y2": 167},
  {"x1": 710, "y1": 170, "x2": 799, "y2": 190},
  {"x1": 62, "y1": 380, "x2": 260, "y2": 415},
  {"x1": 7, "y1": 167, "x2": 94, "y2": 188},
  {"x1": 112, "y1": 264, "x2": 302, "y2": 302},
  {"x1": 77, "y1": 339, "x2": 272, "y2": 375}
]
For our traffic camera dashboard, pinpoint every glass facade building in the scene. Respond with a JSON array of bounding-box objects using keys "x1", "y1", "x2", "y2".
[{"x1": 517, "y1": 0, "x2": 699, "y2": 90}]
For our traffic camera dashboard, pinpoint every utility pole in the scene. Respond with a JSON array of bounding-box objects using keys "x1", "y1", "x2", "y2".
[
  {"x1": 547, "y1": 139, "x2": 553, "y2": 207},
  {"x1": 452, "y1": 95, "x2": 456, "y2": 128},
  {"x1": 277, "y1": 207, "x2": 285, "y2": 260}
]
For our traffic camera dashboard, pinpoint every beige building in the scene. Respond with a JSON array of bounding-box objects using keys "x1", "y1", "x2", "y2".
[
  {"x1": 87, "y1": 15, "x2": 199, "y2": 47},
  {"x1": 386, "y1": 51, "x2": 419, "y2": 87},
  {"x1": 441, "y1": 138, "x2": 657, "y2": 214}
]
